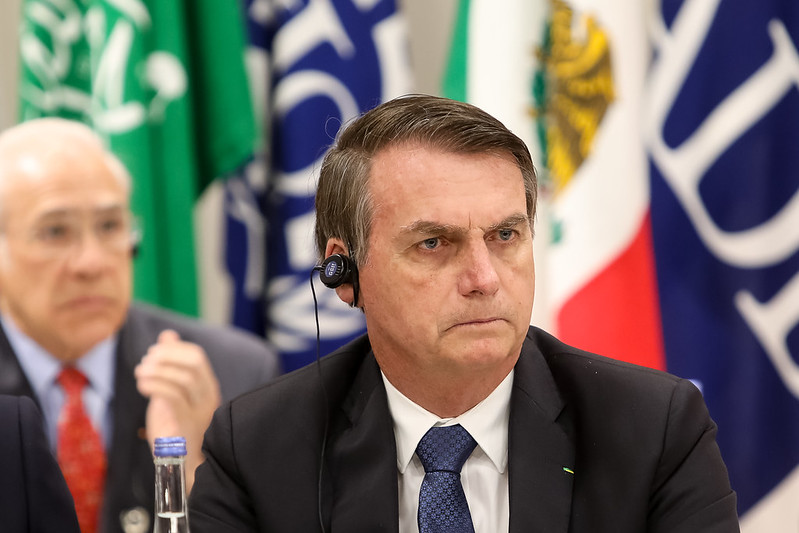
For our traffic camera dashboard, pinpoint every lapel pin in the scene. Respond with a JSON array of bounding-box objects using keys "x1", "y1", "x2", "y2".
[
  {"x1": 562, "y1": 466, "x2": 575, "y2": 475},
  {"x1": 120, "y1": 506, "x2": 150, "y2": 533}
]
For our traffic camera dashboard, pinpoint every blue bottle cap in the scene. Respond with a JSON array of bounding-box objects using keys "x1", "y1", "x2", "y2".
[{"x1": 153, "y1": 436, "x2": 187, "y2": 457}]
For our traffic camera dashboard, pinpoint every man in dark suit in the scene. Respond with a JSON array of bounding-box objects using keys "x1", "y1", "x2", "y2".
[
  {"x1": 189, "y1": 95, "x2": 738, "y2": 532},
  {"x1": 0, "y1": 394, "x2": 80, "y2": 533},
  {"x1": 0, "y1": 118, "x2": 281, "y2": 533}
]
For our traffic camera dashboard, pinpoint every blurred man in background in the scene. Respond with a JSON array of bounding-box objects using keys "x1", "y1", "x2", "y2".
[{"x1": 0, "y1": 118, "x2": 281, "y2": 533}]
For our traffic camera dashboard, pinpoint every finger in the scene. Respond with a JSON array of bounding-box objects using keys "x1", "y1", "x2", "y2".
[
  {"x1": 136, "y1": 380, "x2": 193, "y2": 412},
  {"x1": 145, "y1": 342, "x2": 213, "y2": 373},
  {"x1": 139, "y1": 354, "x2": 217, "y2": 399},
  {"x1": 137, "y1": 366, "x2": 202, "y2": 400},
  {"x1": 137, "y1": 362, "x2": 220, "y2": 409},
  {"x1": 157, "y1": 329, "x2": 181, "y2": 344}
]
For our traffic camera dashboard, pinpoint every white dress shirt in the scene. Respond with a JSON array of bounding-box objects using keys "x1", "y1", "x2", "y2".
[{"x1": 382, "y1": 370, "x2": 513, "y2": 533}]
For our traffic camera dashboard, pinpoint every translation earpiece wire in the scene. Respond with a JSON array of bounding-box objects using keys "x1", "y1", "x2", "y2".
[{"x1": 309, "y1": 266, "x2": 330, "y2": 533}]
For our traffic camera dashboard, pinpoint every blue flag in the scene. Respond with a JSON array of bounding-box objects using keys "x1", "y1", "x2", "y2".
[
  {"x1": 647, "y1": 0, "x2": 799, "y2": 523},
  {"x1": 227, "y1": 0, "x2": 413, "y2": 372}
]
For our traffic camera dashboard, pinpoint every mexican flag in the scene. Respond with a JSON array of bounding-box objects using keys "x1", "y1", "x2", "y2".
[
  {"x1": 444, "y1": 0, "x2": 664, "y2": 369},
  {"x1": 17, "y1": 0, "x2": 256, "y2": 316}
]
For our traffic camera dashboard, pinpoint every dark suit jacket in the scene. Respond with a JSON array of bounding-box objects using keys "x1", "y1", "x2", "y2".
[
  {"x1": 0, "y1": 303, "x2": 281, "y2": 533},
  {"x1": 0, "y1": 394, "x2": 80, "y2": 533},
  {"x1": 189, "y1": 326, "x2": 739, "y2": 532}
]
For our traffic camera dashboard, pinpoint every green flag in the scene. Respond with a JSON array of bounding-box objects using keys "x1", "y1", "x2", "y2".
[{"x1": 17, "y1": 0, "x2": 257, "y2": 316}]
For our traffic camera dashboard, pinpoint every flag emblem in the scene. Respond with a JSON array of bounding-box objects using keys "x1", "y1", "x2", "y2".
[{"x1": 534, "y1": 0, "x2": 615, "y2": 196}]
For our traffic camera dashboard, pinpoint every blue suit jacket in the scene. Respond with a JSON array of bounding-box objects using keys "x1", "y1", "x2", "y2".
[{"x1": 0, "y1": 394, "x2": 80, "y2": 533}]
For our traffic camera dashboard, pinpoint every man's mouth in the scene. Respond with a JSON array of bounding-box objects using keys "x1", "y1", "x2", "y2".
[{"x1": 449, "y1": 317, "x2": 504, "y2": 330}]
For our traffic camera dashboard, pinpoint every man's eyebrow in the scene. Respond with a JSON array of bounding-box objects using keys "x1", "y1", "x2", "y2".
[
  {"x1": 399, "y1": 220, "x2": 463, "y2": 237},
  {"x1": 399, "y1": 213, "x2": 530, "y2": 237},
  {"x1": 93, "y1": 204, "x2": 128, "y2": 215},
  {"x1": 486, "y1": 213, "x2": 531, "y2": 232}
]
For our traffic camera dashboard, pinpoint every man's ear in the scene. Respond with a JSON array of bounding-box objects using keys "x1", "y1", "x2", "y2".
[
  {"x1": 323, "y1": 238, "x2": 357, "y2": 307},
  {"x1": 324, "y1": 238, "x2": 349, "y2": 259}
]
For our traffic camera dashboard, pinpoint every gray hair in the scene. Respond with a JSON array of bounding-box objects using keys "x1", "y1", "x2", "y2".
[{"x1": 314, "y1": 94, "x2": 537, "y2": 264}]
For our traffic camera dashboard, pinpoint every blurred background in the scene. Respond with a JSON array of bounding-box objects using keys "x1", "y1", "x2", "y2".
[{"x1": 1, "y1": 0, "x2": 798, "y2": 530}]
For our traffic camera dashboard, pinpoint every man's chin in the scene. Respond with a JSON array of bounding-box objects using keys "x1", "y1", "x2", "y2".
[
  {"x1": 445, "y1": 336, "x2": 520, "y2": 367},
  {"x1": 446, "y1": 320, "x2": 522, "y2": 349},
  {"x1": 53, "y1": 320, "x2": 121, "y2": 359}
]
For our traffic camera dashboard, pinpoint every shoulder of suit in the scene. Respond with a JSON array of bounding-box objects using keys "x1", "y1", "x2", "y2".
[
  {"x1": 126, "y1": 303, "x2": 270, "y2": 351},
  {"x1": 228, "y1": 333, "x2": 372, "y2": 410},
  {"x1": 526, "y1": 325, "x2": 683, "y2": 390}
]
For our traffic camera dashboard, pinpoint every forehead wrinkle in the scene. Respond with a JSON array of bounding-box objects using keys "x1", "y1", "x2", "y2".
[
  {"x1": 28, "y1": 200, "x2": 128, "y2": 219},
  {"x1": 37, "y1": 202, "x2": 127, "y2": 215}
]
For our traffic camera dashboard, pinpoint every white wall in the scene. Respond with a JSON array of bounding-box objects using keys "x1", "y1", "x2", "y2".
[
  {"x1": 0, "y1": 0, "x2": 21, "y2": 131},
  {"x1": 402, "y1": 0, "x2": 457, "y2": 95}
]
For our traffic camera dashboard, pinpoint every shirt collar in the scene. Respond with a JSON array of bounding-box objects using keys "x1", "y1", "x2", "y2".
[
  {"x1": 382, "y1": 369, "x2": 514, "y2": 475},
  {"x1": 1, "y1": 312, "x2": 117, "y2": 402}
]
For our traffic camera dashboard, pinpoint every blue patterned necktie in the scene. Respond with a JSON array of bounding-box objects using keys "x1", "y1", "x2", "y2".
[{"x1": 416, "y1": 424, "x2": 478, "y2": 533}]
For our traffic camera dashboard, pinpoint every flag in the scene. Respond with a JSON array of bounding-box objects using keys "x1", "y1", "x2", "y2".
[
  {"x1": 444, "y1": 0, "x2": 664, "y2": 369},
  {"x1": 533, "y1": 0, "x2": 665, "y2": 370},
  {"x1": 228, "y1": 0, "x2": 414, "y2": 372},
  {"x1": 646, "y1": 0, "x2": 799, "y2": 529},
  {"x1": 446, "y1": 0, "x2": 799, "y2": 529},
  {"x1": 17, "y1": 0, "x2": 257, "y2": 316}
]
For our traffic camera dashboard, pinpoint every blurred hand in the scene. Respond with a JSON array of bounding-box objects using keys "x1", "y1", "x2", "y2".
[{"x1": 134, "y1": 330, "x2": 221, "y2": 492}]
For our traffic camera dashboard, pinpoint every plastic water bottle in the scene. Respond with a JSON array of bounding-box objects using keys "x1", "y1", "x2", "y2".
[{"x1": 153, "y1": 437, "x2": 190, "y2": 533}]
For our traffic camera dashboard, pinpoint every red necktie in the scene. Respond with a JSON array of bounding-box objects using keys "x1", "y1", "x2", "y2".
[{"x1": 57, "y1": 367, "x2": 107, "y2": 533}]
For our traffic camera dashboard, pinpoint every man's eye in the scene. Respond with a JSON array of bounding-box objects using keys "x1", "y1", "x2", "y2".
[
  {"x1": 421, "y1": 237, "x2": 440, "y2": 250},
  {"x1": 498, "y1": 229, "x2": 515, "y2": 241},
  {"x1": 37, "y1": 224, "x2": 71, "y2": 242},
  {"x1": 97, "y1": 218, "x2": 124, "y2": 236}
]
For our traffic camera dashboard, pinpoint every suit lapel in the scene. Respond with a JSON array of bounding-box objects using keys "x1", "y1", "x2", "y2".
[
  {"x1": 104, "y1": 308, "x2": 154, "y2": 533},
  {"x1": 0, "y1": 322, "x2": 37, "y2": 399},
  {"x1": 508, "y1": 338, "x2": 574, "y2": 533},
  {"x1": 327, "y1": 353, "x2": 399, "y2": 533}
]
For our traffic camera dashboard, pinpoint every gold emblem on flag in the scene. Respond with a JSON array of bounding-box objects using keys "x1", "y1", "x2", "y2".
[{"x1": 533, "y1": 0, "x2": 615, "y2": 194}]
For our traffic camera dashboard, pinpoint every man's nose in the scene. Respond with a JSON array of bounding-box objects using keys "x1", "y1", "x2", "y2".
[
  {"x1": 66, "y1": 231, "x2": 112, "y2": 274},
  {"x1": 457, "y1": 240, "x2": 500, "y2": 296}
]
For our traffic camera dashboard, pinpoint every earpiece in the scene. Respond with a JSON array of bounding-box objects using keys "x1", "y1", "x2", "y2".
[
  {"x1": 310, "y1": 253, "x2": 360, "y2": 531},
  {"x1": 319, "y1": 253, "x2": 358, "y2": 288},
  {"x1": 317, "y1": 253, "x2": 360, "y2": 308}
]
